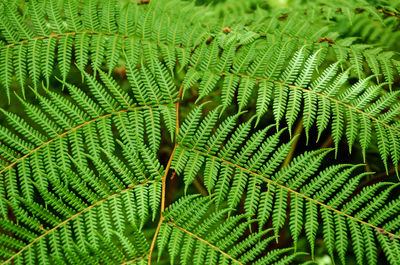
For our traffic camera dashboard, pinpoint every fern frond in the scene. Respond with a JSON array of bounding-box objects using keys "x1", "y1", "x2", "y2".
[
  {"x1": 157, "y1": 196, "x2": 305, "y2": 265},
  {"x1": 1, "y1": 145, "x2": 160, "y2": 263},
  {"x1": 204, "y1": 1, "x2": 400, "y2": 83},
  {"x1": 184, "y1": 42, "x2": 400, "y2": 169},
  {"x1": 0, "y1": 69, "x2": 177, "y2": 258},
  {"x1": 172, "y1": 106, "x2": 400, "y2": 262},
  {"x1": 0, "y1": 0, "x2": 211, "y2": 97},
  {"x1": 0, "y1": 69, "x2": 168, "y2": 258}
]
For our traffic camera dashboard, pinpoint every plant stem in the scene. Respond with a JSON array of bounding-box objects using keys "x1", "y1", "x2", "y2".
[
  {"x1": 319, "y1": 135, "x2": 333, "y2": 149},
  {"x1": 147, "y1": 85, "x2": 184, "y2": 264},
  {"x1": 282, "y1": 120, "x2": 303, "y2": 168}
]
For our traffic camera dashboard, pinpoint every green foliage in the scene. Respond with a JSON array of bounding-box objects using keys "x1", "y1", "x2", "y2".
[{"x1": 0, "y1": 0, "x2": 400, "y2": 264}]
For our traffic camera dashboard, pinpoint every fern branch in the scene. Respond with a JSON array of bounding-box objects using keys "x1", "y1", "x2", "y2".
[
  {"x1": 0, "y1": 105, "x2": 165, "y2": 175},
  {"x1": 204, "y1": 4, "x2": 400, "y2": 82},
  {"x1": 179, "y1": 145, "x2": 400, "y2": 240},
  {"x1": 258, "y1": 28, "x2": 400, "y2": 76},
  {"x1": 217, "y1": 71, "x2": 400, "y2": 135},
  {"x1": 157, "y1": 196, "x2": 305, "y2": 264},
  {"x1": 0, "y1": 30, "x2": 191, "y2": 60},
  {"x1": 3, "y1": 181, "x2": 154, "y2": 264},
  {"x1": 0, "y1": 109, "x2": 123, "y2": 173},
  {"x1": 184, "y1": 64, "x2": 399, "y2": 169},
  {"x1": 0, "y1": 0, "x2": 211, "y2": 96}
]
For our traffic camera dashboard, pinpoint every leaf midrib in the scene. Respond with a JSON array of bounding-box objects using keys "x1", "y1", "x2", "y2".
[
  {"x1": 221, "y1": 70, "x2": 400, "y2": 135},
  {"x1": 0, "y1": 104, "x2": 169, "y2": 175},
  {"x1": 0, "y1": 29, "x2": 197, "y2": 53},
  {"x1": 178, "y1": 145, "x2": 400, "y2": 240},
  {"x1": 2, "y1": 181, "x2": 154, "y2": 265}
]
